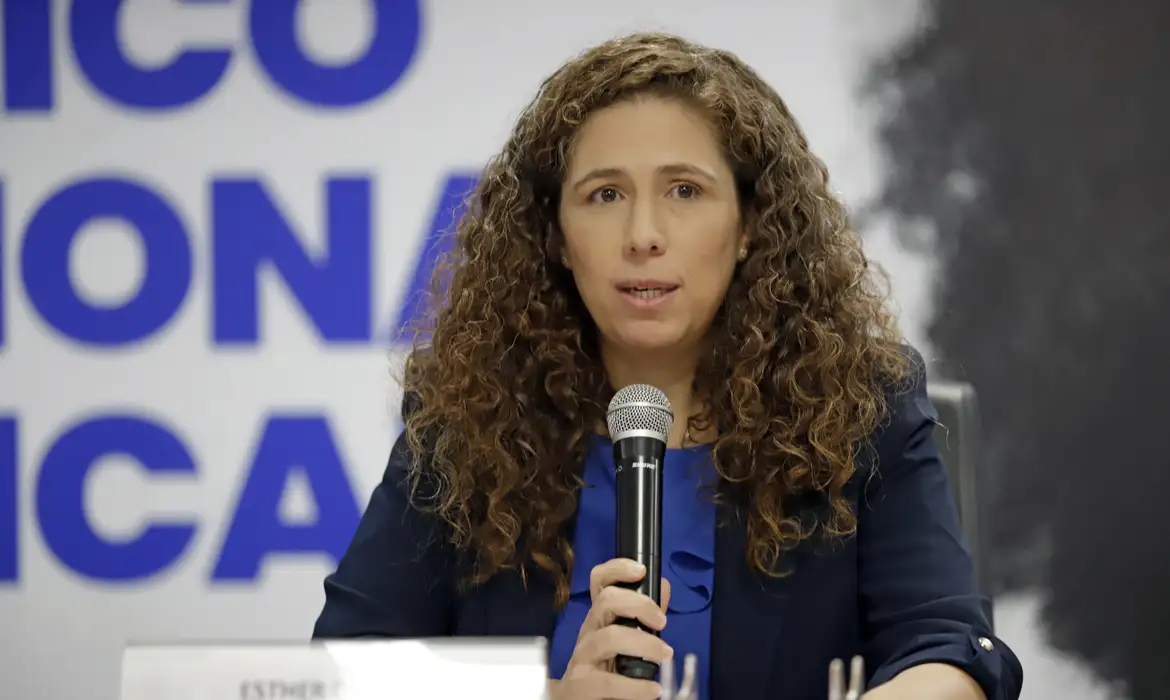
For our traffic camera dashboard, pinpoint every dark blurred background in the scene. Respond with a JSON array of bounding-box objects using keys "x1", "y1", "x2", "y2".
[{"x1": 867, "y1": 1, "x2": 1170, "y2": 697}]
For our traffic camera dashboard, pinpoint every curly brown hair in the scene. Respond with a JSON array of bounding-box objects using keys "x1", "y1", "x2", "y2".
[{"x1": 401, "y1": 32, "x2": 908, "y2": 605}]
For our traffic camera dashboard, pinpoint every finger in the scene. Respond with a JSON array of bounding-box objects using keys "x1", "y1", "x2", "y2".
[
  {"x1": 591, "y1": 585, "x2": 668, "y2": 631},
  {"x1": 561, "y1": 669, "x2": 662, "y2": 700},
  {"x1": 660, "y1": 577, "x2": 671, "y2": 613},
  {"x1": 846, "y1": 655, "x2": 865, "y2": 700},
  {"x1": 576, "y1": 624, "x2": 673, "y2": 667},
  {"x1": 828, "y1": 658, "x2": 845, "y2": 700},
  {"x1": 589, "y1": 558, "x2": 646, "y2": 600}
]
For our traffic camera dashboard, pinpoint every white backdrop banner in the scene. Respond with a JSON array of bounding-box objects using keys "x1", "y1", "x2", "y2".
[{"x1": 0, "y1": 1, "x2": 934, "y2": 699}]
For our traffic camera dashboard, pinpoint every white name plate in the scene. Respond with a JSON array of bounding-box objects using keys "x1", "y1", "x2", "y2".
[{"x1": 120, "y1": 638, "x2": 548, "y2": 700}]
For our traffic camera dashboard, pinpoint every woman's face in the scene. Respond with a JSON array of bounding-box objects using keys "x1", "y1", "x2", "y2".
[{"x1": 558, "y1": 96, "x2": 745, "y2": 358}]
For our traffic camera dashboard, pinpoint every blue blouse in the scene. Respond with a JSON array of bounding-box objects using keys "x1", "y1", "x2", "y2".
[{"x1": 548, "y1": 436, "x2": 717, "y2": 700}]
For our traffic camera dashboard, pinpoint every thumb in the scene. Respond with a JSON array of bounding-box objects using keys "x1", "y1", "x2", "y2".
[{"x1": 660, "y1": 577, "x2": 671, "y2": 613}]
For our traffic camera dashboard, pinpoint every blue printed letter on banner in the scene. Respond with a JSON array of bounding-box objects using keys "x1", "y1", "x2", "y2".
[
  {"x1": 212, "y1": 415, "x2": 360, "y2": 581},
  {"x1": 36, "y1": 415, "x2": 199, "y2": 581},
  {"x1": 250, "y1": 0, "x2": 423, "y2": 107}
]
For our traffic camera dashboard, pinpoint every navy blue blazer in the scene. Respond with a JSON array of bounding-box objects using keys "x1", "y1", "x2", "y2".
[{"x1": 313, "y1": 353, "x2": 1023, "y2": 700}]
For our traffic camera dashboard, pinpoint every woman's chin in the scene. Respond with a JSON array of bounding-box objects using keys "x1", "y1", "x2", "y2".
[{"x1": 606, "y1": 323, "x2": 691, "y2": 354}]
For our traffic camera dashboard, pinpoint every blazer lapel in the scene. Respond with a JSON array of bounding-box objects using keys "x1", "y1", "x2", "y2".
[{"x1": 709, "y1": 503, "x2": 799, "y2": 700}]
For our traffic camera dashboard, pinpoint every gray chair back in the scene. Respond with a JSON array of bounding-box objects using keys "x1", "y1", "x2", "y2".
[{"x1": 926, "y1": 380, "x2": 994, "y2": 627}]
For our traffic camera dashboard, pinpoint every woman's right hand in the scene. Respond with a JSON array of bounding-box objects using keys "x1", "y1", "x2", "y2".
[{"x1": 551, "y1": 558, "x2": 674, "y2": 700}]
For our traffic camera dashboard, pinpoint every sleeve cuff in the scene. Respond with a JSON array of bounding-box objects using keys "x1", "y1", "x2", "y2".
[{"x1": 869, "y1": 632, "x2": 1022, "y2": 700}]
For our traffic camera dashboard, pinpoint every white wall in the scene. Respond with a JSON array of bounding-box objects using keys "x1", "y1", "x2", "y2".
[{"x1": 0, "y1": 1, "x2": 1098, "y2": 698}]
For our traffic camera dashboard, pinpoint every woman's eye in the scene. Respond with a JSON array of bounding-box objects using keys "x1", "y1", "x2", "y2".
[
  {"x1": 591, "y1": 187, "x2": 621, "y2": 204},
  {"x1": 671, "y1": 183, "x2": 700, "y2": 199}
]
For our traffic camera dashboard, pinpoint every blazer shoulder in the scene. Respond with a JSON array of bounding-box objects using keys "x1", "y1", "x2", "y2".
[
  {"x1": 312, "y1": 393, "x2": 457, "y2": 638},
  {"x1": 868, "y1": 343, "x2": 936, "y2": 458}
]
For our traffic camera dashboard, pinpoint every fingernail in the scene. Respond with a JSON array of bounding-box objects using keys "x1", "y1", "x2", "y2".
[
  {"x1": 655, "y1": 611, "x2": 668, "y2": 628},
  {"x1": 663, "y1": 644, "x2": 674, "y2": 660}
]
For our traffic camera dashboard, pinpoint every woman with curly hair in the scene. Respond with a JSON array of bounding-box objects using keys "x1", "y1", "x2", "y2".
[{"x1": 313, "y1": 32, "x2": 1021, "y2": 700}]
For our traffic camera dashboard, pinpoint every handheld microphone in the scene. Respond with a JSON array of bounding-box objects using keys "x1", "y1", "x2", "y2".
[{"x1": 606, "y1": 384, "x2": 674, "y2": 681}]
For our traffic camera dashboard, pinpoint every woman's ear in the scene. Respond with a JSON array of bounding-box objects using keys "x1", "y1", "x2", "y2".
[
  {"x1": 549, "y1": 221, "x2": 572, "y2": 269},
  {"x1": 735, "y1": 207, "x2": 753, "y2": 262},
  {"x1": 736, "y1": 231, "x2": 750, "y2": 261}
]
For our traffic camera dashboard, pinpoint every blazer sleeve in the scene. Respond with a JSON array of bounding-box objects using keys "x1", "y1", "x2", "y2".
[
  {"x1": 311, "y1": 418, "x2": 457, "y2": 638},
  {"x1": 859, "y1": 346, "x2": 1023, "y2": 699}
]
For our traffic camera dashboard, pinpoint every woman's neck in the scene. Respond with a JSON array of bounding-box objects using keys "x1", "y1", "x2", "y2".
[{"x1": 601, "y1": 344, "x2": 704, "y2": 448}]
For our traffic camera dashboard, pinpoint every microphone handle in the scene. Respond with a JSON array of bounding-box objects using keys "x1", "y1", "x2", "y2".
[{"x1": 612, "y1": 435, "x2": 665, "y2": 681}]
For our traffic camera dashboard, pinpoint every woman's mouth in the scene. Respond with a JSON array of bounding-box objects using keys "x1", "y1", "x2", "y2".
[
  {"x1": 616, "y1": 283, "x2": 681, "y2": 308},
  {"x1": 628, "y1": 287, "x2": 671, "y2": 300}
]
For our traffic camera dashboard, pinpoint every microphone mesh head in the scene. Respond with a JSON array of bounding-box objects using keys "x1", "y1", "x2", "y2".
[{"x1": 606, "y1": 384, "x2": 674, "y2": 442}]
